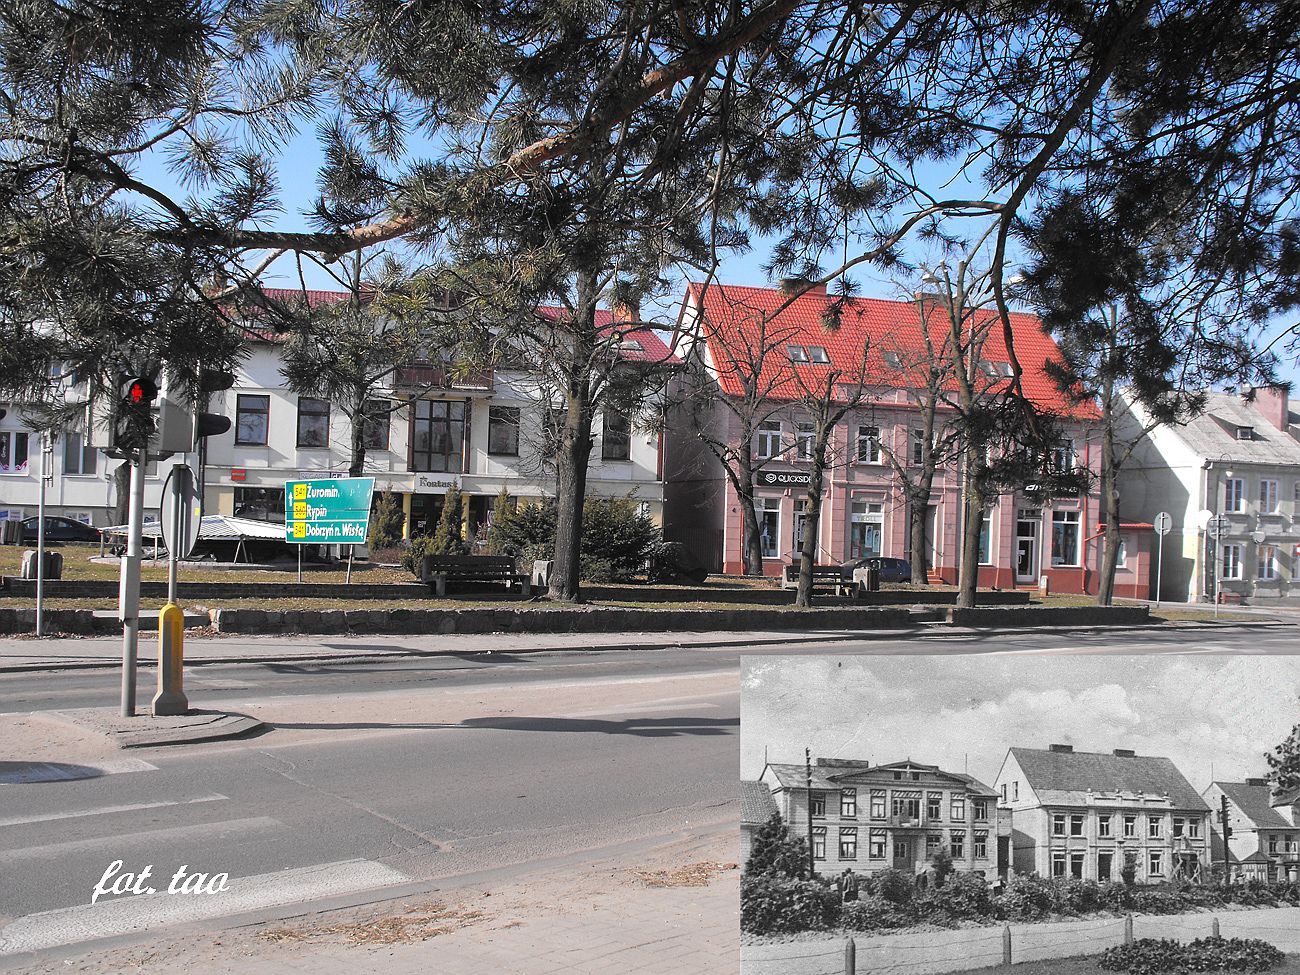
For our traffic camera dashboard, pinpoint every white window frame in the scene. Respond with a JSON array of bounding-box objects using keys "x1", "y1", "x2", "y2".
[
  {"x1": 1099, "y1": 815, "x2": 1112, "y2": 838},
  {"x1": 1148, "y1": 815, "x2": 1163, "y2": 839},
  {"x1": 0, "y1": 430, "x2": 31, "y2": 475},
  {"x1": 1052, "y1": 813, "x2": 1066, "y2": 836},
  {"x1": 755, "y1": 421, "x2": 782, "y2": 460},
  {"x1": 848, "y1": 501, "x2": 883, "y2": 559},
  {"x1": 1051, "y1": 510, "x2": 1081, "y2": 567},
  {"x1": 1051, "y1": 438, "x2": 1075, "y2": 472},
  {"x1": 839, "y1": 827, "x2": 858, "y2": 860},
  {"x1": 857, "y1": 425, "x2": 881, "y2": 463},
  {"x1": 868, "y1": 829, "x2": 886, "y2": 859},
  {"x1": 1148, "y1": 850, "x2": 1163, "y2": 877},
  {"x1": 1115, "y1": 539, "x2": 1127, "y2": 568},
  {"x1": 1222, "y1": 543, "x2": 1243, "y2": 580},
  {"x1": 1188, "y1": 818, "x2": 1201, "y2": 839},
  {"x1": 758, "y1": 498, "x2": 781, "y2": 559},
  {"x1": 1225, "y1": 477, "x2": 1245, "y2": 513},
  {"x1": 1258, "y1": 544, "x2": 1278, "y2": 581},
  {"x1": 795, "y1": 422, "x2": 815, "y2": 461},
  {"x1": 978, "y1": 509, "x2": 995, "y2": 565},
  {"x1": 949, "y1": 830, "x2": 965, "y2": 859},
  {"x1": 62, "y1": 430, "x2": 98, "y2": 476},
  {"x1": 910, "y1": 429, "x2": 924, "y2": 465},
  {"x1": 812, "y1": 826, "x2": 826, "y2": 860},
  {"x1": 1260, "y1": 479, "x2": 1279, "y2": 513},
  {"x1": 1070, "y1": 814, "x2": 1084, "y2": 837},
  {"x1": 807, "y1": 346, "x2": 830, "y2": 364},
  {"x1": 950, "y1": 796, "x2": 966, "y2": 822}
]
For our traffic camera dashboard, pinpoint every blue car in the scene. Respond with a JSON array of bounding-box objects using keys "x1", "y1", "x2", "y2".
[{"x1": 839, "y1": 556, "x2": 912, "y2": 584}]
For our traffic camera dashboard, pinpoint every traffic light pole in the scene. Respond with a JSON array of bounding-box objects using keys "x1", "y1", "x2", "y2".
[{"x1": 119, "y1": 446, "x2": 147, "y2": 717}]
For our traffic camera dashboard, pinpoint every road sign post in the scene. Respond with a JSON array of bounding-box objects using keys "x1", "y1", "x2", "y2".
[
  {"x1": 1152, "y1": 512, "x2": 1172, "y2": 609},
  {"x1": 1206, "y1": 515, "x2": 1229, "y2": 619},
  {"x1": 284, "y1": 478, "x2": 375, "y2": 583}
]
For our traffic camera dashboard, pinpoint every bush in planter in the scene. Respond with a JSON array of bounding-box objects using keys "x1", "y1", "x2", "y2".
[
  {"x1": 367, "y1": 490, "x2": 405, "y2": 550},
  {"x1": 865, "y1": 868, "x2": 916, "y2": 905},
  {"x1": 916, "y1": 872, "x2": 992, "y2": 925},
  {"x1": 400, "y1": 535, "x2": 434, "y2": 577},
  {"x1": 1099, "y1": 936, "x2": 1284, "y2": 974},
  {"x1": 840, "y1": 894, "x2": 917, "y2": 932},
  {"x1": 993, "y1": 874, "x2": 1056, "y2": 921},
  {"x1": 741, "y1": 874, "x2": 840, "y2": 934}
]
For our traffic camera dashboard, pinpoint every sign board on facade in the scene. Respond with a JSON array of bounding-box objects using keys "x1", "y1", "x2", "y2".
[
  {"x1": 230, "y1": 468, "x2": 246, "y2": 482},
  {"x1": 755, "y1": 469, "x2": 812, "y2": 488},
  {"x1": 1153, "y1": 511, "x2": 1172, "y2": 536},
  {"x1": 1206, "y1": 515, "x2": 1230, "y2": 538},
  {"x1": 412, "y1": 473, "x2": 463, "y2": 493},
  {"x1": 284, "y1": 477, "x2": 375, "y2": 545}
]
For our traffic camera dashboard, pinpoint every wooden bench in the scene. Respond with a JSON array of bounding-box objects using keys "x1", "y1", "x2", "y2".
[
  {"x1": 421, "y1": 554, "x2": 532, "y2": 597},
  {"x1": 780, "y1": 563, "x2": 858, "y2": 597}
]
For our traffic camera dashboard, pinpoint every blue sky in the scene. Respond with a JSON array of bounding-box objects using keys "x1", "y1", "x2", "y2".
[{"x1": 130, "y1": 129, "x2": 1300, "y2": 389}]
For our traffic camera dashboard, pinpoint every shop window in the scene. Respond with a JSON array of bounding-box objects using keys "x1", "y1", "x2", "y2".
[
  {"x1": 1051, "y1": 510, "x2": 1081, "y2": 566},
  {"x1": 758, "y1": 499, "x2": 780, "y2": 559},
  {"x1": 848, "y1": 502, "x2": 883, "y2": 559}
]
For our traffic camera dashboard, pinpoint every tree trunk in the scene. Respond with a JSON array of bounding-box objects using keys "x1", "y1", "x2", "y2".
[
  {"x1": 737, "y1": 449, "x2": 765, "y2": 575},
  {"x1": 794, "y1": 435, "x2": 830, "y2": 608},
  {"x1": 112, "y1": 462, "x2": 131, "y2": 525},
  {"x1": 1097, "y1": 411, "x2": 1120, "y2": 606},
  {"x1": 549, "y1": 395, "x2": 593, "y2": 600},
  {"x1": 348, "y1": 411, "x2": 367, "y2": 479},
  {"x1": 957, "y1": 445, "x2": 983, "y2": 609},
  {"x1": 908, "y1": 467, "x2": 936, "y2": 584}
]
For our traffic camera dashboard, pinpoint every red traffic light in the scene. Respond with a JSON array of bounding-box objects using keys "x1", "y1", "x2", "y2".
[{"x1": 122, "y1": 376, "x2": 157, "y2": 406}]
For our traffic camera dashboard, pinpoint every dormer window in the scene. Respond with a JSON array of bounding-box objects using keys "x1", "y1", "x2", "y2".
[
  {"x1": 1237, "y1": 426, "x2": 1254, "y2": 440},
  {"x1": 619, "y1": 339, "x2": 643, "y2": 352},
  {"x1": 807, "y1": 346, "x2": 830, "y2": 364},
  {"x1": 788, "y1": 345, "x2": 809, "y2": 363},
  {"x1": 883, "y1": 351, "x2": 902, "y2": 369}
]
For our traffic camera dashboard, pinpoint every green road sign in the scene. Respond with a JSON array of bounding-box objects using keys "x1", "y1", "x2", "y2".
[{"x1": 284, "y1": 477, "x2": 375, "y2": 545}]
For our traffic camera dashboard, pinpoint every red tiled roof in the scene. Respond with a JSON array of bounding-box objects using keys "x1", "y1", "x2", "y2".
[
  {"x1": 537, "y1": 306, "x2": 680, "y2": 365},
  {"x1": 688, "y1": 282, "x2": 1096, "y2": 418},
  {"x1": 258, "y1": 287, "x2": 354, "y2": 308}
]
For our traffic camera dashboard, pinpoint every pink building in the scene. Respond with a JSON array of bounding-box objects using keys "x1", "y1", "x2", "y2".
[{"x1": 663, "y1": 282, "x2": 1151, "y2": 597}]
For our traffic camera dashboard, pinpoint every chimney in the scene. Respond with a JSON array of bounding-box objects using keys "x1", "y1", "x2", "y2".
[
  {"x1": 1252, "y1": 383, "x2": 1291, "y2": 432},
  {"x1": 1113, "y1": 748, "x2": 1136, "y2": 758},
  {"x1": 1246, "y1": 777, "x2": 1268, "y2": 787},
  {"x1": 612, "y1": 297, "x2": 641, "y2": 325},
  {"x1": 1049, "y1": 743, "x2": 1074, "y2": 754},
  {"x1": 780, "y1": 276, "x2": 828, "y2": 296}
]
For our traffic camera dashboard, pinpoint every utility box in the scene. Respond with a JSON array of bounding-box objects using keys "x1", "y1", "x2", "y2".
[
  {"x1": 852, "y1": 565, "x2": 882, "y2": 593},
  {"x1": 1038, "y1": 575, "x2": 1050, "y2": 596},
  {"x1": 21, "y1": 550, "x2": 63, "y2": 580},
  {"x1": 0, "y1": 521, "x2": 21, "y2": 545},
  {"x1": 531, "y1": 559, "x2": 552, "y2": 589}
]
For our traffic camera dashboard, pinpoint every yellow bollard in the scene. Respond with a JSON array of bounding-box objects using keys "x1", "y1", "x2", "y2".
[{"x1": 152, "y1": 603, "x2": 189, "y2": 716}]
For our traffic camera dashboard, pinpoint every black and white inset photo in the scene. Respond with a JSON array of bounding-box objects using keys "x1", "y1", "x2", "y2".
[{"x1": 741, "y1": 655, "x2": 1300, "y2": 975}]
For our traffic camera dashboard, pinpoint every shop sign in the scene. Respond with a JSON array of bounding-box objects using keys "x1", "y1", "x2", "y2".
[
  {"x1": 755, "y1": 469, "x2": 812, "y2": 488},
  {"x1": 411, "y1": 473, "x2": 463, "y2": 493}
]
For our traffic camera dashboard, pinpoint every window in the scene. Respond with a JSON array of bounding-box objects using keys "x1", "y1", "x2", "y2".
[
  {"x1": 1222, "y1": 543, "x2": 1243, "y2": 580},
  {"x1": 1261, "y1": 479, "x2": 1280, "y2": 513},
  {"x1": 869, "y1": 829, "x2": 886, "y2": 859},
  {"x1": 795, "y1": 422, "x2": 815, "y2": 460},
  {"x1": 411, "y1": 399, "x2": 467, "y2": 473},
  {"x1": 1070, "y1": 814, "x2": 1084, "y2": 837},
  {"x1": 974, "y1": 831, "x2": 988, "y2": 859},
  {"x1": 926, "y1": 833, "x2": 942, "y2": 856},
  {"x1": 1115, "y1": 539, "x2": 1128, "y2": 568},
  {"x1": 1225, "y1": 477, "x2": 1245, "y2": 512},
  {"x1": 1123, "y1": 815, "x2": 1137, "y2": 838},
  {"x1": 977, "y1": 509, "x2": 994, "y2": 565},
  {"x1": 1053, "y1": 813, "x2": 1066, "y2": 836},
  {"x1": 0, "y1": 430, "x2": 29, "y2": 473},
  {"x1": 811, "y1": 826, "x2": 826, "y2": 860},
  {"x1": 758, "y1": 498, "x2": 780, "y2": 559},
  {"x1": 296, "y1": 396, "x2": 331, "y2": 448},
  {"x1": 1258, "y1": 544, "x2": 1278, "y2": 582},
  {"x1": 807, "y1": 346, "x2": 830, "y2": 363},
  {"x1": 1052, "y1": 510, "x2": 1081, "y2": 566},
  {"x1": 1070, "y1": 852, "x2": 1085, "y2": 879},
  {"x1": 928, "y1": 793, "x2": 942, "y2": 820},
  {"x1": 1001, "y1": 784, "x2": 1007, "y2": 802},
  {"x1": 857, "y1": 425, "x2": 881, "y2": 463},
  {"x1": 810, "y1": 791, "x2": 826, "y2": 819},
  {"x1": 848, "y1": 502, "x2": 883, "y2": 559},
  {"x1": 1148, "y1": 815, "x2": 1163, "y2": 839},
  {"x1": 233, "y1": 487, "x2": 285, "y2": 522},
  {"x1": 1268, "y1": 835, "x2": 1279, "y2": 855},
  {"x1": 883, "y1": 350, "x2": 903, "y2": 369},
  {"x1": 235, "y1": 395, "x2": 270, "y2": 446},
  {"x1": 973, "y1": 799, "x2": 989, "y2": 821},
  {"x1": 601, "y1": 411, "x2": 631, "y2": 461},
  {"x1": 1188, "y1": 818, "x2": 1201, "y2": 839},
  {"x1": 480, "y1": 405, "x2": 520, "y2": 457},
  {"x1": 951, "y1": 796, "x2": 966, "y2": 822},
  {"x1": 1051, "y1": 851, "x2": 1066, "y2": 877},
  {"x1": 787, "y1": 345, "x2": 809, "y2": 363},
  {"x1": 839, "y1": 827, "x2": 857, "y2": 860},
  {"x1": 62, "y1": 430, "x2": 97, "y2": 475},
  {"x1": 1172, "y1": 817, "x2": 1185, "y2": 838},
  {"x1": 892, "y1": 794, "x2": 921, "y2": 819},
  {"x1": 793, "y1": 500, "x2": 813, "y2": 552},
  {"x1": 363, "y1": 398, "x2": 392, "y2": 450},
  {"x1": 1236, "y1": 426, "x2": 1254, "y2": 441},
  {"x1": 1051, "y1": 439, "x2": 1075, "y2": 472},
  {"x1": 841, "y1": 788, "x2": 857, "y2": 818},
  {"x1": 911, "y1": 429, "x2": 924, "y2": 465},
  {"x1": 1013, "y1": 782, "x2": 1019, "y2": 802},
  {"x1": 1148, "y1": 851, "x2": 1163, "y2": 877},
  {"x1": 870, "y1": 791, "x2": 886, "y2": 819},
  {"x1": 1099, "y1": 815, "x2": 1112, "y2": 838},
  {"x1": 756, "y1": 421, "x2": 782, "y2": 459},
  {"x1": 949, "y1": 830, "x2": 964, "y2": 859}
]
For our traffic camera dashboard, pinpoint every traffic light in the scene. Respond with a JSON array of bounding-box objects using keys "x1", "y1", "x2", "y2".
[
  {"x1": 195, "y1": 367, "x2": 234, "y2": 443},
  {"x1": 111, "y1": 375, "x2": 158, "y2": 453},
  {"x1": 155, "y1": 366, "x2": 235, "y2": 452}
]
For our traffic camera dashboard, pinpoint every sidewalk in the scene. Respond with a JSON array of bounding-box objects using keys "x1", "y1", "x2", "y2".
[{"x1": 2, "y1": 828, "x2": 740, "y2": 975}]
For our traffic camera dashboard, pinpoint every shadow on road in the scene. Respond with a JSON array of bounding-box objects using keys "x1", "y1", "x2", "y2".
[
  {"x1": 266, "y1": 715, "x2": 739, "y2": 737},
  {"x1": 0, "y1": 760, "x2": 109, "y2": 784}
]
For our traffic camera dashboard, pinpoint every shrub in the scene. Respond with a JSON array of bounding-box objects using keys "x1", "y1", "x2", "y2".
[
  {"x1": 400, "y1": 535, "x2": 435, "y2": 577},
  {"x1": 745, "y1": 812, "x2": 810, "y2": 879},
  {"x1": 741, "y1": 874, "x2": 840, "y2": 934},
  {"x1": 485, "y1": 486, "x2": 515, "y2": 556},
  {"x1": 916, "y1": 872, "x2": 992, "y2": 925},
  {"x1": 1099, "y1": 937, "x2": 1284, "y2": 974},
  {"x1": 1128, "y1": 889, "x2": 1186, "y2": 916},
  {"x1": 579, "y1": 556, "x2": 616, "y2": 583},
  {"x1": 579, "y1": 498, "x2": 660, "y2": 580},
  {"x1": 866, "y1": 868, "x2": 915, "y2": 905},
  {"x1": 840, "y1": 894, "x2": 918, "y2": 931},
  {"x1": 993, "y1": 874, "x2": 1056, "y2": 921},
  {"x1": 429, "y1": 486, "x2": 466, "y2": 555},
  {"x1": 931, "y1": 849, "x2": 955, "y2": 887},
  {"x1": 367, "y1": 490, "x2": 405, "y2": 550}
]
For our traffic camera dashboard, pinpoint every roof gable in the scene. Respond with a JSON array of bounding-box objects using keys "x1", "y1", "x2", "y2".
[{"x1": 1212, "y1": 781, "x2": 1294, "y2": 829}]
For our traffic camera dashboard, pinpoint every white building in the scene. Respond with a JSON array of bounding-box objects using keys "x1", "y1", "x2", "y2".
[
  {"x1": 2, "y1": 291, "x2": 677, "y2": 543},
  {"x1": 1117, "y1": 384, "x2": 1300, "y2": 604}
]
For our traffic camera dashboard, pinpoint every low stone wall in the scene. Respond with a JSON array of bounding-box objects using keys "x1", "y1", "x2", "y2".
[
  {"x1": 743, "y1": 907, "x2": 1300, "y2": 975},
  {"x1": 1, "y1": 576, "x2": 428, "y2": 601},
  {"x1": 212, "y1": 605, "x2": 943, "y2": 636},
  {"x1": 948, "y1": 605, "x2": 1150, "y2": 627},
  {"x1": 0, "y1": 608, "x2": 115, "y2": 635}
]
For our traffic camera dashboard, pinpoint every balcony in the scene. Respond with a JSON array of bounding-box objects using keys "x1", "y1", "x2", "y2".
[{"x1": 395, "y1": 362, "x2": 494, "y2": 391}]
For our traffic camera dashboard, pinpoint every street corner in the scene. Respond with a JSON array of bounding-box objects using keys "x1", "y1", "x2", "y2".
[{"x1": 31, "y1": 707, "x2": 264, "y2": 749}]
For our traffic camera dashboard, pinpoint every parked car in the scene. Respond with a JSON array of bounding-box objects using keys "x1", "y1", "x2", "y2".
[
  {"x1": 838, "y1": 556, "x2": 912, "y2": 584},
  {"x1": 20, "y1": 516, "x2": 101, "y2": 545}
]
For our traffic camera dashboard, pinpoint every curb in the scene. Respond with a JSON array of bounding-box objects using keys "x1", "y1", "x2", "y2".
[{"x1": 33, "y1": 708, "x2": 266, "y2": 748}]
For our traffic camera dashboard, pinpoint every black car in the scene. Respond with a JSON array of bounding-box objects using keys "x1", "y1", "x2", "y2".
[
  {"x1": 839, "y1": 556, "x2": 912, "y2": 584},
  {"x1": 20, "y1": 516, "x2": 101, "y2": 545}
]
